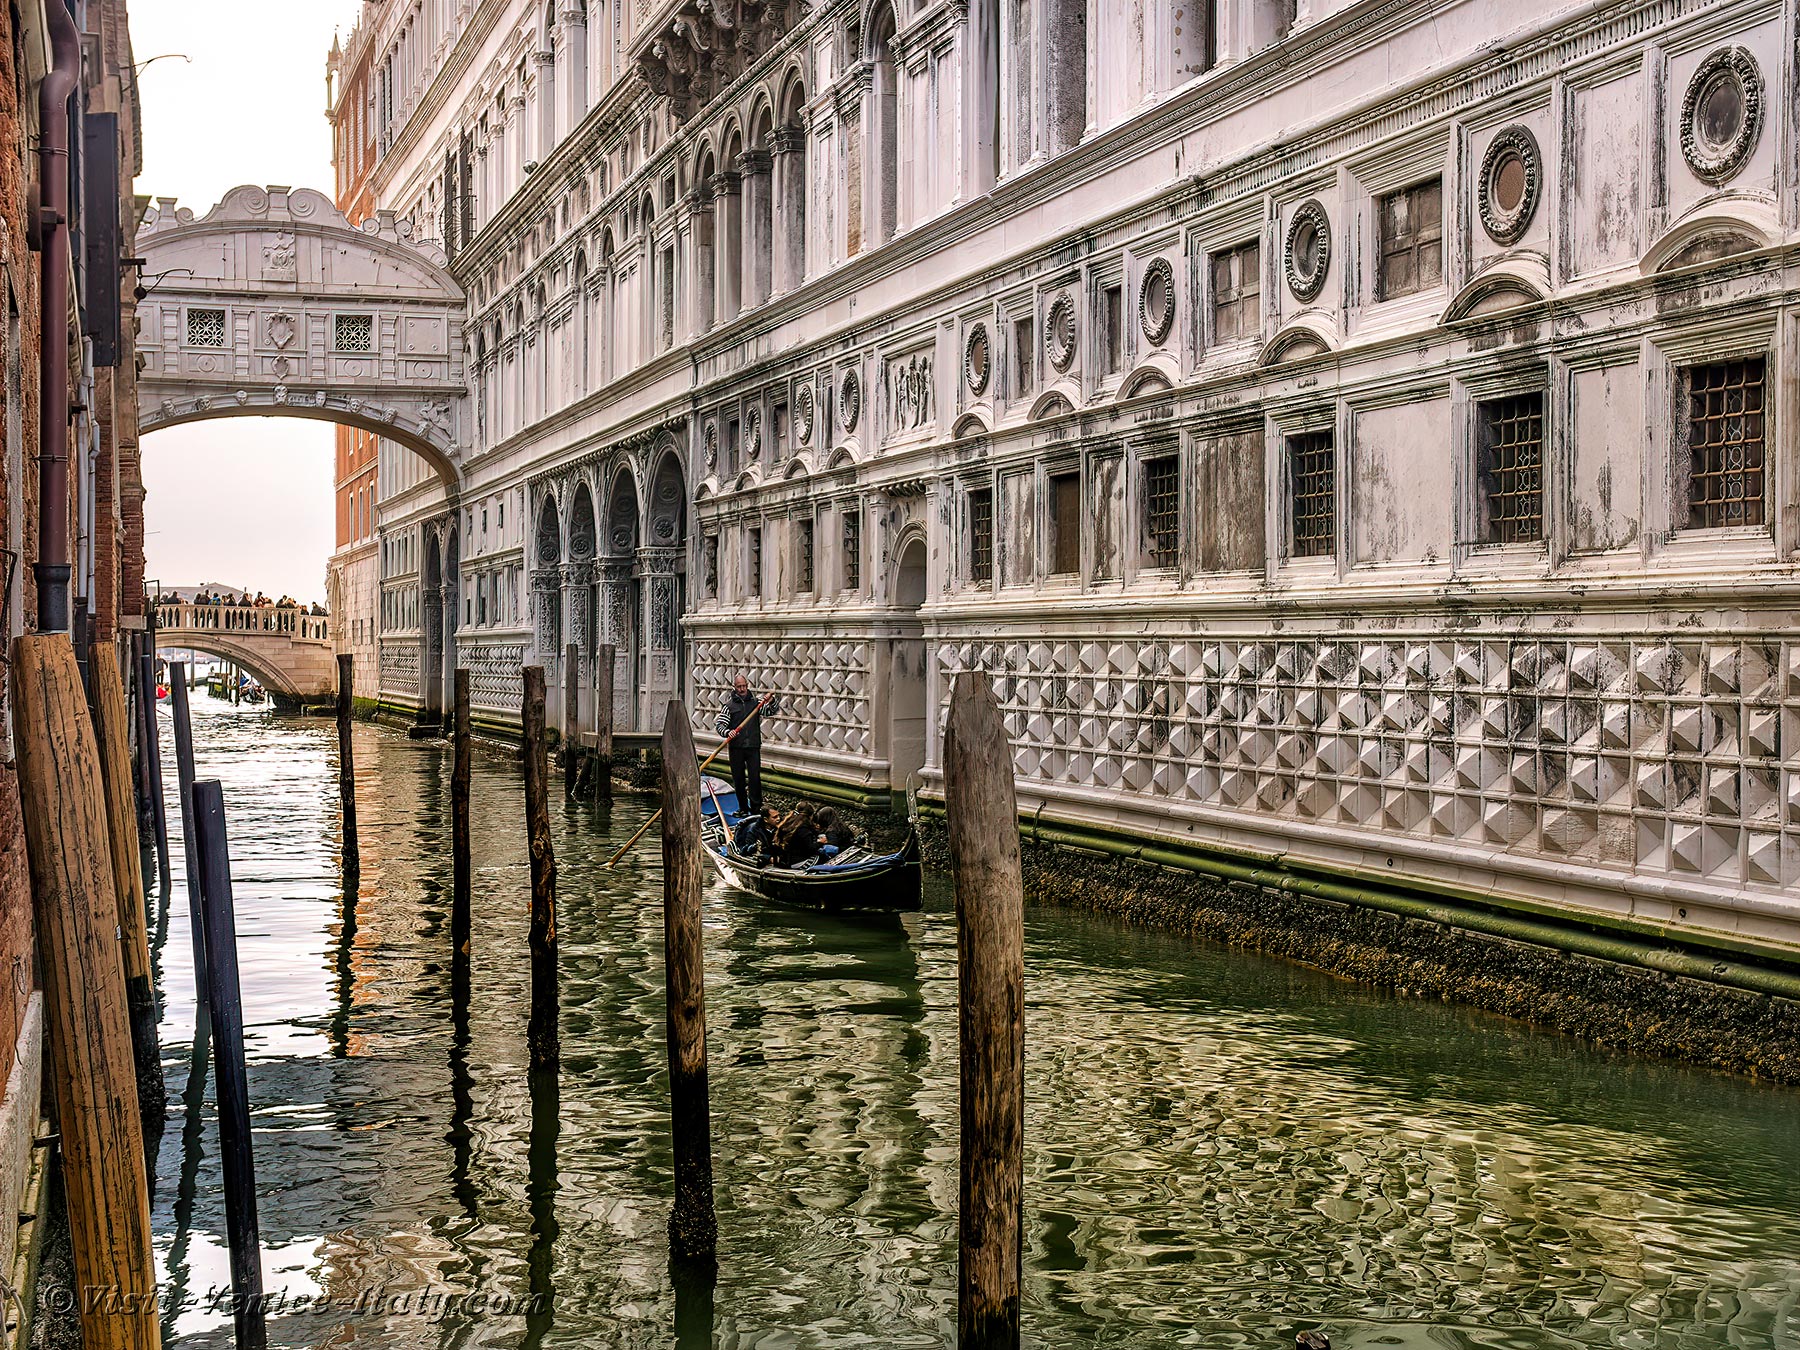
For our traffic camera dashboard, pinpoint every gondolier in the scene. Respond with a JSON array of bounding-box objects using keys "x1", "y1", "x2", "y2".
[{"x1": 716, "y1": 674, "x2": 780, "y2": 814}]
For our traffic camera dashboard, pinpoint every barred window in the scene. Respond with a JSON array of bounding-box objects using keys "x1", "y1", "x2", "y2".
[
  {"x1": 1289, "y1": 430, "x2": 1336, "y2": 558},
  {"x1": 968, "y1": 487, "x2": 994, "y2": 584},
  {"x1": 1477, "y1": 393, "x2": 1545, "y2": 544},
  {"x1": 1684, "y1": 357, "x2": 1766, "y2": 530},
  {"x1": 1210, "y1": 240, "x2": 1261, "y2": 342},
  {"x1": 1013, "y1": 316, "x2": 1035, "y2": 397},
  {"x1": 1377, "y1": 178, "x2": 1443, "y2": 300},
  {"x1": 1144, "y1": 456, "x2": 1180, "y2": 567},
  {"x1": 335, "y1": 314, "x2": 374, "y2": 353},
  {"x1": 842, "y1": 510, "x2": 862, "y2": 591},
  {"x1": 797, "y1": 517, "x2": 815, "y2": 592},
  {"x1": 703, "y1": 534, "x2": 719, "y2": 598},
  {"x1": 186, "y1": 308, "x2": 226, "y2": 348},
  {"x1": 748, "y1": 527, "x2": 763, "y2": 598}
]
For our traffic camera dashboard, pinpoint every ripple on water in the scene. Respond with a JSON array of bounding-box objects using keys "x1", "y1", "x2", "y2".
[{"x1": 147, "y1": 702, "x2": 1800, "y2": 1348}]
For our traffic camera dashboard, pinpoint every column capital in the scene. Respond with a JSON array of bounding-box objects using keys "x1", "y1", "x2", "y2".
[
  {"x1": 709, "y1": 170, "x2": 742, "y2": 197},
  {"x1": 735, "y1": 149, "x2": 773, "y2": 177},
  {"x1": 770, "y1": 126, "x2": 804, "y2": 156}
]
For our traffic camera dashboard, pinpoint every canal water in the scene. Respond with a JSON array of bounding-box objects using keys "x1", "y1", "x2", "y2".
[{"x1": 146, "y1": 700, "x2": 1800, "y2": 1349}]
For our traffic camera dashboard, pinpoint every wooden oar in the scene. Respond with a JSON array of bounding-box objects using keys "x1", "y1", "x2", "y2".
[{"x1": 604, "y1": 691, "x2": 776, "y2": 868}]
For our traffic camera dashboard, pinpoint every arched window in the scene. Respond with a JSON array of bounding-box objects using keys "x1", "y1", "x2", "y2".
[
  {"x1": 573, "y1": 250, "x2": 591, "y2": 392},
  {"x1": 1046, "y1": 0, "x2": 1086, "y2": 154},
  {"x1": 717, "y1": 128, "x2": 744, "y2": 321},
  {"x1": 745, "y1": 107, "x2": 775, "y2": 307},
  {"x1": 866, "y1": 4, "x2": 899, "y2": 248},
  {"x1": 598, "y1": 229, "x2": 616, "y2": 382},
  {"x1": 694, "y1": 150, "x2": 717, "y2": 331},
  {"x1": 967, "y1": 0, "x2": 1000, "y2": 192}
]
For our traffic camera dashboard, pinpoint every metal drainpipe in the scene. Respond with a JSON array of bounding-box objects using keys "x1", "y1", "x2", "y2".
[{"x1": 33, "y1": 0, "x2": 81, "y2": 634}]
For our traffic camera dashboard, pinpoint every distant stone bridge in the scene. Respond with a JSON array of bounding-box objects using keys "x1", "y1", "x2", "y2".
[{"x1": 152, "y1": 604, "x2": 337, "y2": 708}]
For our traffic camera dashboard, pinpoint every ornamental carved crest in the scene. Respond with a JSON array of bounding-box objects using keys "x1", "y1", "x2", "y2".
[
  {"x1": 889, "y1": 352, "x2": 933, "y2": 435},
  {"x1": 267, "y1": 312, "x2": 297, "y2": 350}
]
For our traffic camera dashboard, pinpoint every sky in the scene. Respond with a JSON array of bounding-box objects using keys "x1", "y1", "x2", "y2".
[{"x1": 134, "y1": 0, "x2": 368, "y2": 603}]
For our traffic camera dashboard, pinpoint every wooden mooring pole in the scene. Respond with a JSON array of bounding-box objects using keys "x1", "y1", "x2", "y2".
[
  {"x1": 88, "y1": 643, "x2": 164, "y2": 1123},
  {"x1": 660, "y1": 700, "x2": 717, "y2": 1265},
  {"x1": 192, "y1": 780, "x2": 268, "y2": 1350},
  {"x1": 945, "y1": 670, "x2": 1025, "y2": 1350},
  {"x1": 136, "y1": 641, "x2": 171, "y2": 894},
  {"x1": 10, "y1": 634, "x2": 161, "y2": 1350},
  {"x1": 167, "y1": 662, "x2": 208, "y2": 1007},
  {"x1": 563, "y1": 643, "x2": 580, "y2": 797},
  {"x1": 522, "y1": 665, "x2": 558, "y2": 1069},
  {"x1": 594, "y1": 643, "x2": 614, "y2": 802},
  {"x1": 336, "y1": 654, "x2": 360, "y2": 877},
  {"x1": 452, "y1": 668, "x2": 472, "y2": 946}
]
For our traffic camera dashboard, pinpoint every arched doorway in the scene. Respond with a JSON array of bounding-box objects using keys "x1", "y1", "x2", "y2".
[
  {"x1": 887, "y1": 536, "x2": 928, "y2": 794},
  {"x1": 604, "y1": 468, "x2": 640, "y2": 729},
  {"x1": 421, "y1": 528, "x2": 445, "y2": 720}
]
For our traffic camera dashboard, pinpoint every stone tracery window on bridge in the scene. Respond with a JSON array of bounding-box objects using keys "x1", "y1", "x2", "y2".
[
  {"x1": 335, "y1": 314, "x2": 375, "y2": 353},
  {"x1": 185, "y1": 308, "x2": 226, "y2": 348}
]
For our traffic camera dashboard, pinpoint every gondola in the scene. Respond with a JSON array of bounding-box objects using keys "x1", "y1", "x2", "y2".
[{"x1": 698, "y1": 777, "x2": 923, "y2": 912}]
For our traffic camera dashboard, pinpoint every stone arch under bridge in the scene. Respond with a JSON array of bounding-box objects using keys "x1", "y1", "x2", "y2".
[{"x1": 135, "y1": 185, "x2": 468, "y2": 486}]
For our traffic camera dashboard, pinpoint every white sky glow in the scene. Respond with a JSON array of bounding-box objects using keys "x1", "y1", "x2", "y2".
[{"x1": 134, "y1": 0, "x2": 368, "y2": 604}]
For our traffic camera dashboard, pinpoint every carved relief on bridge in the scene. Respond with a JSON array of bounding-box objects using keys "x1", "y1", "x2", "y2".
[{"x1": 135, "y1": 185, "x2": 469, "y2": 485}]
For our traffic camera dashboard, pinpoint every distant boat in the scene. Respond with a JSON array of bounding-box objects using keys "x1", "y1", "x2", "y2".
[{"x1": 698, "y1": 777, "x2": 923, "y2": 912}]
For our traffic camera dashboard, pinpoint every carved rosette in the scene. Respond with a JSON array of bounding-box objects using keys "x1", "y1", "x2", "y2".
[
  {"x1": 704, "y1": 419, "x2": 719, "y2": 470},
  {"x1": 1477, "y1": 126, "x2": 1542, "y2": 245},
  {"x1": 794, "y1": 382, "x2": 815, "y2": 444},
  {"x1": 1284, "y1": 199, "x2": 1331, "y2": 304},
  {"x1": 1045, "y1": 292, "x2": 1077, "y2": 372},
  {"x1": 1681, "y1": 46, "x2": 1763, "y2": 185},
  {"x1": 1138, "y1": 257, "x2": 1176, "y2": 345},
  {"x1": 745, "y1": 404, "x2": 763, "y2": 460},
  {"x1": 964, "y1": 323, "x2": 991, "y2": 394},
  {"x1": 839, "y1": 366, "x2": 861, "y2": 433}
]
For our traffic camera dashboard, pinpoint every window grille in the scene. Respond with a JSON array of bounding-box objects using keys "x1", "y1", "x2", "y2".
[
  {"x1": 1013, "y1": 316, "x2": 1035, "y2": 397},
  {"x1": 336, "y1": 314, "x2": 374, "y2": 353},
  {"x1": 797, "y1": 517, "x2": 815, "y2": 592},
  {"x1": 842, "y1": 511, "x2": 862, "y2": 591},
  {"x1": 1477, "y1": 392, "x2": 1545, "y2": 544},
  {"x1": 1144, "y1": 456, "x2": 1180, "y2": 567},
  {"x1": 1289, "y1": 430, "x2": 1335, "y2": 558},
  {"x1": 1102, "y1": 283, "x2": 1124, "y2": 374},
  {"x1": 1685, "y1": 357, "x2": 1766, "y2": 530},
  {"x1": 969, "y1": 488, "x2": 994, "y2": 584},
  {"x1": 704, "y1": 534, "x2": 718, "y2": 597},
  {"x1": 186, "y1": 308, "x2": 226, "y2": 348},
  {"x1": 1377, "y1": 178, "x2": 1443, "y2": 300},
  {"x1": 1210, "y1": 240, "x2": 1261, "y2": 342},
  {"x1": 748, "y1": 527, "x2": 763, "y2": 598}
]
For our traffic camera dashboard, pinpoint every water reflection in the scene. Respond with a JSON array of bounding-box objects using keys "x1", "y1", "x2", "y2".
[{"x1": 147, "y1": 699, "x2": 1800, "y2": 1348}]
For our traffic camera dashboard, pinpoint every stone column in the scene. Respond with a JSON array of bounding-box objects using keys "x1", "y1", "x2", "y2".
[
  {"x1": 685, "y1": 187, "x2": 716, "y2": 335},
  {"x1": 738, "y1": 150, "x2": 773, "y2": 309},
  {"x1": 770, "y1": 127, "x2": 805, "y2": 295},
  {"x1": 636, "y1": 546, "x2": 683, "y2": 734},
  {"x1": 838, "y1": 71, "x2": 868, "y2": 257},
  {"x1": 532, "y1": 570, "x2": 561, "y2": 680},
  {"x1": 421, "y1": 582, "x2": 445, "y2": 717},
  {"x1": 711, "y1": 171, "x2": 742, "y2": 324},
  {"x1": 556, "y1": 4, "x2": 589, "y2": 130},
  {"x1": 596, "y1": 559, "x2": 634, "y2": 732},
  {"x1": 537, "y1": 50, "x2": 557, "y2": 156}
]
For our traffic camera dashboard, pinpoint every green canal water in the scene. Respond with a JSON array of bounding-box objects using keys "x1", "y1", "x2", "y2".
[{"x1": 147, "y1": 701, "x2": 1800, "y2": 1348}]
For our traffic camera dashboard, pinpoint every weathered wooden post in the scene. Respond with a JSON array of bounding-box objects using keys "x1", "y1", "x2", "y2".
[
  {"x1": 660, "y1": 700, "x2": 716, "y2": 1265},
  {"x1": 10, "y1": 634, "x2": 161, "y2": 1350},
  {"x1": 192, "y1": 780, "x2": 268, "y2": 1350},
  {"x1": 945, "y1": 670, "x2": 1025, "y2": 1350},
  {"x1": 451, "y1": 669, "x2": 472, "y2": 951},
  {"x1": 563, "y1": 642, "x2": 580, "y2": 797},
  {"x1": 336, "y1": 653, "x2": 359, "y2": 877},
  {"x1": 88, "y1": 643, "x2": 164, "y2": 1119},
  {"x1": 144, "y1": 600, "x2": 171, "y2": 894},
  {"x1": 594, "y1": 643, "x2": 615, "y2": 802},
  {"x1": 522, "y1": 665, "x2": 558, "y2": 1069},
  {"x1": 130, "y1": 633, "x2": 154, "y2": 842},
  {"x1": 168, "y1": 662, "x2": 208, "y2": 1007}
]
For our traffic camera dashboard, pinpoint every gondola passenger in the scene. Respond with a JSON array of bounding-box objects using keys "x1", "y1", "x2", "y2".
[
  {"x1": 772, "y1": 802, "x2": 819, "y2": 866},
  {"x1": 733, "y1": 806, "x2": 781, "y2": 858},
  {"x1": 815, "y1": 807, "x2": 857, "y2": 859}
]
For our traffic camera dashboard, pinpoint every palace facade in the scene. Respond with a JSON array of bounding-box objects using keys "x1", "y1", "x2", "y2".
[{"x1": 335, "y1": 0, "x2": 1800, "y2": 948}]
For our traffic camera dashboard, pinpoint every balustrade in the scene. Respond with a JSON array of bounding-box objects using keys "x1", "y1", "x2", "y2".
[{"x1": 153, "y1": 603, "x2": 332, "y2": 644}]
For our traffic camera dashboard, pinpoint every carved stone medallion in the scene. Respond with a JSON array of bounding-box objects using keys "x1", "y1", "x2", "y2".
[
  {"x1": 1478, "y1": 126, "x2": 1542, "y2": 245},
  {"x1": 1045, "y1": 292, "x2": 1077, "y2": 372},
  {"x1": 1681, "y1": 46, "x2": 1763, "y2": 185},
  {"x1": 839, "y1": 366, "x2": 861, "y2": 433},
  {"x1": 1284, "y1": 200, "x2": 1331, "y2": 303},
  {"x1": 1139, "y1": 257, "x2": 1175, "y2": 345},
  {"x1": 964, "y1": 322, "x2": 991, "y2": 394}
]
